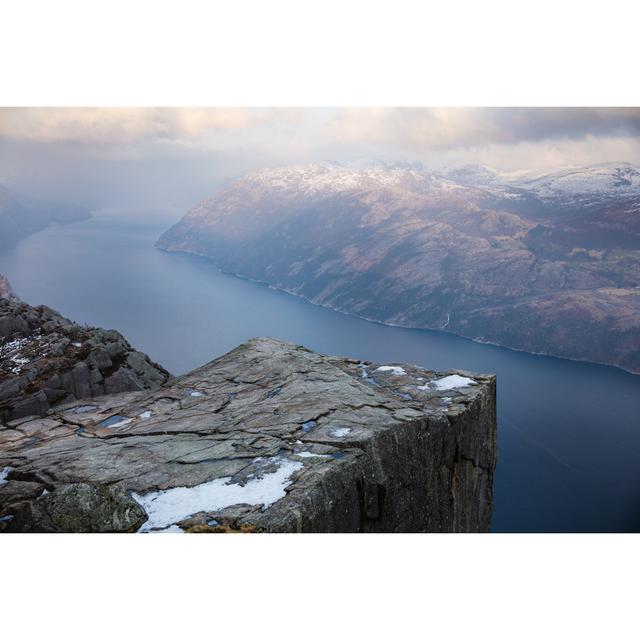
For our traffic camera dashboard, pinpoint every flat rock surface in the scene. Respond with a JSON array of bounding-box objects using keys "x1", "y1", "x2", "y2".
[{"x1": 0, "y1": 337, "x2": 497, "y2": 533}]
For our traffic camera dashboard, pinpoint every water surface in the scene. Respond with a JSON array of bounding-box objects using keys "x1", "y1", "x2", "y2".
[{"x1": 2, "y1": 212, "x2": 639, "y2": 532}]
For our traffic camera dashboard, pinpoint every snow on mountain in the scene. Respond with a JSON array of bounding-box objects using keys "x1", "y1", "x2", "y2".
[
  {"x1": 241, "y1": 162, "x2": 467, "y2": 197},
  {"x1": 212, "y1": 161, "x2": 640, "y2": 207},
  {"x1": 505, "y1": 162, "x2": 640, "y2": 198},
  {"x1": 447, "y1": 162, "x2": 640, "y2": 200}
]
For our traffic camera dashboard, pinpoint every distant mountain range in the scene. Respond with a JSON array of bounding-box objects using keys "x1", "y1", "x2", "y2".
[
  {"x1": 446, "y1": 161, "x2": 640, "y2": 205},
  {"x1": 0, "y1": 184, "x2": 90, "y2": 250},
  {"x1": 157, "y1": 162, "x2": 640, "y2": 373}
]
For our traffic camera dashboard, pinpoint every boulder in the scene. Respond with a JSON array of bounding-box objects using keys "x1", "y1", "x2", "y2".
[{"x1": 7, "y1": 483, "x2": 147, "y2": 533}]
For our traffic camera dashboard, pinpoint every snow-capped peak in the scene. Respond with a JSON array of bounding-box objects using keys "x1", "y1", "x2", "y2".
[
  {"x1": 504, "y1": 162, "x2": 640, "y2": 198},
  {"x1": 240, "y1": 162, "x2": 465, "y2": 197},
  {"x1": 443, "y1": 161, "x2": 640, "y2": 200},
  {"x1": 212, "y1": 160, "x2": 640, "y2": 210}
]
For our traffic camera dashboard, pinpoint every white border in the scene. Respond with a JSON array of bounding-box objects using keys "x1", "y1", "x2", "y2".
[
  {"x1": 1, "y1": 0, "x2": 639, "y2": 637},
  {"x1": 2, "y1": 533, "x2": 638, "y2": 639},
  {"x1": 2, "y1": 0, "x2": 639, "y2": 106}
]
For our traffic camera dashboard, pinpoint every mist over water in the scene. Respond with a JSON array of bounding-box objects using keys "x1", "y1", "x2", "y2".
[{"x1": 1, "y1": 211, "x2": 640, "y2": 532}]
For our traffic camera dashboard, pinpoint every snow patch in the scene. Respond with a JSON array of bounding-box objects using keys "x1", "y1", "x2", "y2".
[
  {"x1": 375, "y1": 365, "x2": 406, "y2": 376},
  {"x1": 296, "y1": 451, "x2": 330, "y2": 459},
  {"x1": 330, "y1": 427, "x2": 351, "y2": 438},
  {"x1": 419, "y1": 375, "x2": 476, "y2": 391},
  {"x1": 10, "y1": 355, "x2": 29, "y2": 373},
  {"x1": 138, "y1": 410, "x2": 152, "y2": 419},
  {"x1": 133, "y1": 456, "x2": 303, "y2": 532},
  {"x1": 0, "y1": 466, "x2": 13, "y2": 485}
]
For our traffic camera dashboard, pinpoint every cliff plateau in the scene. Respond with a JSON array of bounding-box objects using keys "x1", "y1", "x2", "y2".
[{"x1": 0, "y1": 337, "x2": 497, "y2": 533}]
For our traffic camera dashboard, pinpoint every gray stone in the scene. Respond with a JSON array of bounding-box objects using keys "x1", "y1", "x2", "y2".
[
  {"x1": 0, "y1": 337, "x2": 497, "y2": 533},
  {"x1": 0, "y1": 295, "x2": 172, "y2": 423},
  {"x1": 87, "y1": 347, "x2": 112, "y2": 371},
  {"x1": 6, "y1": 483, "x2": 147, "y2": 533}
]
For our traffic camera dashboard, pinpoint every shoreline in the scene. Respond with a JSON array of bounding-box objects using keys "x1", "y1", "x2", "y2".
[{"x1": 157, "y1": 246, "x2": 640, "y2": 378}]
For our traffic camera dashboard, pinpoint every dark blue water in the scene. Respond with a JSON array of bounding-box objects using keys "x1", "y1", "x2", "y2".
[{"x1": 2, "y1": 212, "x2": 640, "y2": 532}]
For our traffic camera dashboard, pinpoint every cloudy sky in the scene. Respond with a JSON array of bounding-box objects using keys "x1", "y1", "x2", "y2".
[{"x1": 1, "y1": 107, "x2": 639, "y2": 215}]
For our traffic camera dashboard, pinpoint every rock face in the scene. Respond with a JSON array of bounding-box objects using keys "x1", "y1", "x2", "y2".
[
  {"x1": 157, "y1": 162, "x2": 640, "y2": 373},
  {"x1": 0, "y1": 337, "x2": 497, "y2": 533},
  {"x1": 0, "y1": 296, "x2": 171, "y2": 423}
]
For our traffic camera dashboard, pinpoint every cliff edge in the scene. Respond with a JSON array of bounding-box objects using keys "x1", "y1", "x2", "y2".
[{"x1": 0, "y1": 337, "x2": 497, "y2": 533}]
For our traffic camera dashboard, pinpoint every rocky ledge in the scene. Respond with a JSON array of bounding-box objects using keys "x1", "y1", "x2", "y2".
[
  {"x1": 0, "y1": 337, "x2": 496, "y2": 533},
  {"x1": 0, "y1": 296, "x2": 171, "y2": 423}
]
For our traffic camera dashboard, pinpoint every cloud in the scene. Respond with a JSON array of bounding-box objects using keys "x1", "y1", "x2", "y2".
[
  {"x1": 327, "y1": 107, "x2": 640, "y2": 151},
  {"x1": 0, "y1": 107, "x2": 293, "y2": 144},
  {"x1": 4, "y1": 107, "x2": 639, "y2": 156}
]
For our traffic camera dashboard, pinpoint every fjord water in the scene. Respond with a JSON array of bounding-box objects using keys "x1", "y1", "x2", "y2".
[{"x1": 2, "y1": 212, "x2": 640, "y2": 533}]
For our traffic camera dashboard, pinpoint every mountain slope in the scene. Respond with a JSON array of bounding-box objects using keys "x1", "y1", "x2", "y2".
[
  {"x1": 157, "y1": 163, "x2": 640, "y2": 373},
  {"x1": 0, "y1": 184, "x2": 90, "y2": 250}
]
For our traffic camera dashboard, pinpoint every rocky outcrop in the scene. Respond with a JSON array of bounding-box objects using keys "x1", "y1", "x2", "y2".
[
  {"x1": 0, "y1": 337, "x2": 497, "y2": 533},
  {"x1": 0, "y1": 275, "x2": 16, "y2": 301},
  {"x1": 157, "y1": 162, "x2": 640, "y2": 373},
  {"x1": 8, "y1": 483, "x2": 147, "y2": 533},
  {"x1": 0, "y1": 296, "x2": 171, "y2": 423}
]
